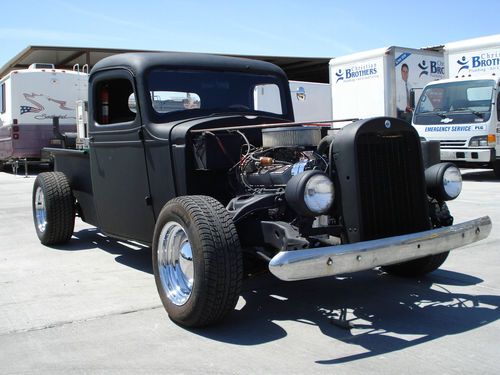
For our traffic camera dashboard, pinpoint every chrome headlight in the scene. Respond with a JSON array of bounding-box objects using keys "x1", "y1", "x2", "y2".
[
  {"x1": 285, "y1": 171, "x2": 334, "y2": 216},
  {"x1": 425, "y1": 163, "x2": 462, "y2": 201},
  {"x1": 443, "y1": 166, "x2": 462, "y2": 199}
]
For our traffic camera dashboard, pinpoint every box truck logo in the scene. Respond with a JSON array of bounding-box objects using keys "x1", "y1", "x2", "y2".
[
  {"x1": 418, "y1": 60, "x2": 429, "y2": 77},
  {"x1": 419, "y1": 60, "x2": 445, "y2": 77},
  {"x1": 456, "y1": 56, "x2": 470, "y2": 74},
  {"x1": 471, "y1": 52, "x2": 500, "y2": 69},
  {"x1": 456, "y1": 51, "x2": 500, "y2": 75},
  {"x1": 336, "y1": 64, "x2": 378, "y2": 84},
  {"x1": 335, "y1": 69, "x2": 344, "y2": 83}
]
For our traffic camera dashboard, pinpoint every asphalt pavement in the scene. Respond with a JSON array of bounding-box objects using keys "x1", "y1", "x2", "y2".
[{"x1": 0, "y1": 167, "x2": 499, "y2": 374}]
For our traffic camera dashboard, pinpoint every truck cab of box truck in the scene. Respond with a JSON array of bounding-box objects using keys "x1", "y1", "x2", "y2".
[{"x1": 413, "y1": 34, "x2": 500, "y2": 177}]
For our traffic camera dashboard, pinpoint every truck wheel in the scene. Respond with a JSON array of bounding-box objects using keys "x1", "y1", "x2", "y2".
[
  {"x1": 152, "y1": 195, "x2": 243, "y2": 327},
  {"x1": 493, "y1": 160, "x2": 500, "y2": 178},
  {"x1": 381, "y1": 202, "x2": 452, "y2": 277},
  {"x1": 32, "y1": 172, "x2": 75, "y2": 245}
]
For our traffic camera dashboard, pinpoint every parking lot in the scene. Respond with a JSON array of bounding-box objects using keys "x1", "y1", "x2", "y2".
[{"x1": 0, "y1": 167, "x2": 499, "y2": 374}]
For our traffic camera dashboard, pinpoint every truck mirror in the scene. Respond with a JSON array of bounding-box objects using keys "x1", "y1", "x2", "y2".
[
  {"x1": 409, "y1": 90, "x2": 416, "y2": 109},
  {"x1": 128, "y1": 93, "x2": 137, "y2": 114}
]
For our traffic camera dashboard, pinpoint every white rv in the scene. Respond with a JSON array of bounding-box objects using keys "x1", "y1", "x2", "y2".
[
  {"x1": 0, "y1": 64, "x2": 88, "y2": 165},
  {"x1": 329, "y1": 47, "x2": 445, "y2": 126},
  {"x1": 413, "y1": 35, "x2": 500, "y2": 176}
]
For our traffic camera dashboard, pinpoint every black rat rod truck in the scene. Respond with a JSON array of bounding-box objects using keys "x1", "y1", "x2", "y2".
[{"x1": 32, "y1": 53, "x2": 491, "y2": 327}]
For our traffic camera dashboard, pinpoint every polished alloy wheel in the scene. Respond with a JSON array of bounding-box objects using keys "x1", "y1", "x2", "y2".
[
  {"x1": 157, "y1": 222, "x2": 194, "y2": 306},
  {"x1": 35, "y1": 186, "x2": 47, "y2": 233}
]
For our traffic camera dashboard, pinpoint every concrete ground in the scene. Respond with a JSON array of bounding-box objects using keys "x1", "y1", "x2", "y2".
[{"x1": 0, "y1": 167, "x2": 499, "y2": 374}]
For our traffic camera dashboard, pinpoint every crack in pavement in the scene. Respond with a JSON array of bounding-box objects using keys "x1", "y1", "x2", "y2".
[{"x1": 0, "y1": 304, "x2": 164, "y2": 336}]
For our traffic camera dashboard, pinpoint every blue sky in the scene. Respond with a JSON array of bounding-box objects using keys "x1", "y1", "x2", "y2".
[{"x1": 1, "y1": 0, "x2": 499, "y2": 69}]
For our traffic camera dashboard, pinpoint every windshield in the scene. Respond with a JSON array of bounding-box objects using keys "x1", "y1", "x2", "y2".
[
  {"x1": 413, "y1": 79, "x2": 494, "y2": 124},
  {"x1": 147, "y1": 69, "x2": 289, "y2": 122}
]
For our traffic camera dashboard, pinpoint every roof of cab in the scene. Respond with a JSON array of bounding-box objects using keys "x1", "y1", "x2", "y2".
[{"x1": 91, "y1": 52, "x2": 288, "y2": 78}]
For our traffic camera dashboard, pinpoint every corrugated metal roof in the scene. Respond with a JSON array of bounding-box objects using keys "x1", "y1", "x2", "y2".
[{"x1": 0, "y1": 46, "x2": 331, "y2": 83}]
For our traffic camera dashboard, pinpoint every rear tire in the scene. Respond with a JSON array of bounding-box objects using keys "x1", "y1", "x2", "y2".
[
  {"x1": 32, "y1": 172, "x2": 75, "y2": 245},
  {"x1": 152, "y1": 195, "x2": 243, "y2": 327},
  {"x1": 382, "y1": 201, "x2": 452, "y2": 277}
]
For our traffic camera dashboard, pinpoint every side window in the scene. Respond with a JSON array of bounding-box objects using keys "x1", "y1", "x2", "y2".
[
  {"x1": 253, "y1": 84, "x2": 283, "y2": 114},
  {"x1": 95, "y1": 79, "x2": 136, "y2": 125},
  {"x1": 497, "y1": 91, "x2": 500, "y2": 121},
  {"x1": 0, "y1": 83, "x2": 5, "y2": 114},
  {"x1": 150, "y1": 91, "x2": 201, "y2": 113}
]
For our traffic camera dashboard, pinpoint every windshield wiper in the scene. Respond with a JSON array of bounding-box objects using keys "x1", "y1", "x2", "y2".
[
  {"x1": 451, "y1": 108, "x2": 484, "y2": 118},
  {"x1": 417, "y1": 108, "x2": 448, "y2": 118}
]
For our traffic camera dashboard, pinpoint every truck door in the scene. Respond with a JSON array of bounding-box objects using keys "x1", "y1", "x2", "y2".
[{"x1": 88, "y1": 70, "x2": 155, "y2": 243}]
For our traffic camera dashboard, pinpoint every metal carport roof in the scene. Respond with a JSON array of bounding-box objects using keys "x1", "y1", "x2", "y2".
[{"x1": 0, "y1": 46, "x2": 331, "y2": 83}]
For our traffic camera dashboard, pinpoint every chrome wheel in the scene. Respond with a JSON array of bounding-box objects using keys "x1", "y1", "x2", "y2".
[
  {"x1": 157, "y1": 222, "x2": 194, "y2": 306},
  {"x1": 35, "y1": 186, "x2": 47, "y2": 233}
]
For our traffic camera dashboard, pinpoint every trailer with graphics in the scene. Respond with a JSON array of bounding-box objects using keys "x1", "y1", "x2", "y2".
[
  {"x1": 413, "y1": 35, "x2": 500, "y2": 177},
  {"x1": 0, "y1": 64, "x2": 88, "y2": 167},
  {"x1": 329, "y1": 46, "x2": 444, "y2": 126}
]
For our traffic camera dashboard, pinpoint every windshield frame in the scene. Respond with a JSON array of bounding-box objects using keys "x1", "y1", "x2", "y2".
[{"x1": 144, "y1": 68, "x2": 292, "y2": 123}]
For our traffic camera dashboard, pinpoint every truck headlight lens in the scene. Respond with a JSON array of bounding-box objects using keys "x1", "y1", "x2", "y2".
[
  {"x1": 285, "y1": 171, "x2": 334, "y2": 216},
  {"x1": 443, "y1": 166, "x2": 462, "y2": 199},
  {"x1": 469, "y1": 135, "x2": 488, "y2": 147},
  {"x1": 425, "y1": 162, "x2": 462, "y2": 201},
  {"x1": 304, "y1": 174, "x2": 334, "y2": 214}
]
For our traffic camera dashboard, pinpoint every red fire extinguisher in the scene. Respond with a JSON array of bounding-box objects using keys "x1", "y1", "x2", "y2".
[{"x1": 100, "y1": 85, "x2": 109, "y2": 124}]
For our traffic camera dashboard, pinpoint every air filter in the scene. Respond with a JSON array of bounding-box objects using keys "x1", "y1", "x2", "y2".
[{"x1": 262, "y1": 126, "x2": 321, "y2": 148}]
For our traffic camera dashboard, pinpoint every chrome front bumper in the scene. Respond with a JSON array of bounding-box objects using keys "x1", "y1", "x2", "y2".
[{"x1": 268, "y1": 216, "x2": 492, "y2": 281}]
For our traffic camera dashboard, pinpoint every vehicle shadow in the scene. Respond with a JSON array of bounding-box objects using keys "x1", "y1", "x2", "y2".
[
  {"x1": 192, "y1": 269, "x2": 499, "y2": 364},
  {"x1": 50, "y1": 227, "x2": 153, "y2": 274},
  {"x1": 48, "y1": 228, "x2": 499, "y2": 364},
  {"x1": 461, "y1": 168, "x2": 499, "y2": 182}
]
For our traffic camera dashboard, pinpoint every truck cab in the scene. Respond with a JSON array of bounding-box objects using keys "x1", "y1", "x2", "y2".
[
  {"x1": 32, "y1": 53, "x2": 491, "y2": 328},
  {"x1": 413, "y1": 76, "x2": 500, "y2": 174}
]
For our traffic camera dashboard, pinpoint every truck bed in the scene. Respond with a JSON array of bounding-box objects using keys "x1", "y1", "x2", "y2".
[{"x1": 44, "y1": 148, "x2": 97, "y2": 226}]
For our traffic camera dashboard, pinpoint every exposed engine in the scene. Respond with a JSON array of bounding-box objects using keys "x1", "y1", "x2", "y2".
[{"x1": 235, "y1": 126, "x2": 328, "y2": 192}]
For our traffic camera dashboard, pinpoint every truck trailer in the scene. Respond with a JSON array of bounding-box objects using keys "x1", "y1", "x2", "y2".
[
  {"x1": 413, "y1": 35, "x2": 500, "y2": 176},
  {"x1": 0, "y1": 64, "x2": 88, "y2": 167},
  {"x1": 329, "y1": 46, "x2": 445, "y2": 126}
]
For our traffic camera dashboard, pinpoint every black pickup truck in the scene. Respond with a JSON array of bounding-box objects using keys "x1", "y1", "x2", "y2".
[{"x1": 32, "y1": 53, "x2": 491, "y2": 327}]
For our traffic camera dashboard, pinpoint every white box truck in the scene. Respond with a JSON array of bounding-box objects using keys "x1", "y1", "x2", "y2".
[
  {"x1": 288, "y1": 81, "x2": 332, "y2": 122},
  {"x1": 254, "y1": 80, "x2": 332, "y2": 123},
  {"x1": 413, "y1": 35, "x2": 500, "y2": 176},
  {"x1": 329, "y1": 47, "x2": 445, "y2": 126},
  {"x1": 0, "y1": 64, "x2": 88, "y2": 167}
]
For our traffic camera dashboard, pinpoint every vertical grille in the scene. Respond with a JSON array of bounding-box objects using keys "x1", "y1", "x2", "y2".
[{"x1": 356, "y1": 131, "x2": 430, "y2": 241}]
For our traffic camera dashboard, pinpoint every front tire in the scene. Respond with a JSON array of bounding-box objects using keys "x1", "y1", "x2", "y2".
[
  {"x1": 493, "y1": 160, "x2": 500, "y2": 179},
  {"x1": 382, "y1": 201, "x2": 452, "y2": 277},
  {"x1": 32, "y1": 172, "x2": 75, "y2": 245},
  {"x1": 152, "y1": 195, "x2": 243, "y2": 327}
]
